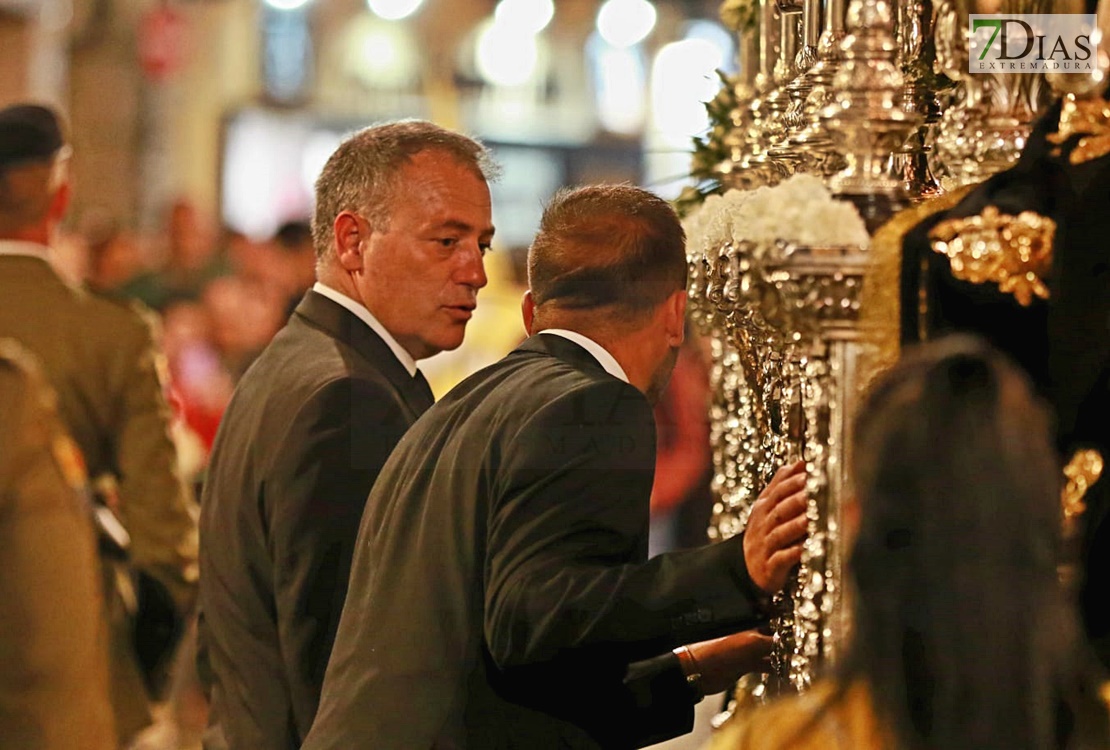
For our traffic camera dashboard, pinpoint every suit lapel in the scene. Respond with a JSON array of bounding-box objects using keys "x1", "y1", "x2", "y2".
[{"x1": 292, "y1": 290, "x2": 434, "y2": 415}]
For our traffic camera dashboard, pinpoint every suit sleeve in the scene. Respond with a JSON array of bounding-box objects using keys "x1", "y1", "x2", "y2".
[
  {"x1": 110, "y1": 312, "x2": 199, "y2": 614},
  {"x1": 264, "y1": 377, "x2": 412, "y2": 742},
  {"x1": 483, "y1": 379, "x2": 764, "y2": 746}
]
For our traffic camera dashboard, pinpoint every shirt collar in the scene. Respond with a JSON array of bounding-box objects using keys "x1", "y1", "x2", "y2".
[
  {"x1": 539, "y1": 329, "x2": 629, "y2": 384},
  {"x1": 0, "y1": 240, "x2": 50, "y2": 260},
  {"x1": 311, "y1": 282, "x2": 418, "y2": 376}
]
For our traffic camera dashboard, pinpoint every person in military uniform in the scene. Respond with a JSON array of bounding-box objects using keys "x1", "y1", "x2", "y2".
[
  {"x1": 0, "y1": 338, "x2": 116, "y2": 749},
  {"x1": 0, "y1": 103, "x2": 199, "y2": 743}
]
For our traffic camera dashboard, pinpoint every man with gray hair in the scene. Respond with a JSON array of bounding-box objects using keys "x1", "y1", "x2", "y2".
[
  {"x1": 197, "y1": 120, "x2": 497, "y2": 749},
  {"x1": 304, "y1": 184, "x2": 807, "y2": 749}
]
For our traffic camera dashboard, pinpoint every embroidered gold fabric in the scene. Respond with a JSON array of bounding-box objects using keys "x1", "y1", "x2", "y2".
[
  {"x1": 857, "y1": 186, "x2": 975, "y2": 394},
  {"x1": 1062, "y1": 449, "x2": 1105, "y2": 520},
  {"x1": 928, "y1": 206, "x2": 1055, "y2": 307},
  {"x1": 711, "y1": 679, "x2": 891, "y2": 750},
  {"x1": 1047, "y1": 96, "x2": 1110, "y2": 166}
]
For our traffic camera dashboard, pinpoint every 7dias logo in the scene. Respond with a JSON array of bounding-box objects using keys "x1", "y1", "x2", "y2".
[{"x1": 969, "y1": 14, "x2": 1098, "y2": 73}]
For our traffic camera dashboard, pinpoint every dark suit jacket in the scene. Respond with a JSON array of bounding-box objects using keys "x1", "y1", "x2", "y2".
[
  {"x1": 304, "y1": 333, "x2": 767, "y2": 750},
  {"x1": 197, "y1": 290, "x2": 435, "y2": 749}
]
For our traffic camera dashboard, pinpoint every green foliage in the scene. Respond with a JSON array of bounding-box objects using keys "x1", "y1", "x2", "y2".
[{"x1": 719, "y1": 0, "x2": 759, "y2": 33}]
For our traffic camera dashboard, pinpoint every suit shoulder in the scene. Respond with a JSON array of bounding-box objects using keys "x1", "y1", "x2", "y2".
[
  {"x1": 246, "y1": 324, "x2": 403, "y2": 404},
  {"x1": 303, "y1": 370, "x2": 404, "y2": 409},
  {"x1": 533, "y1": 358, "x2": 646, "y2": 407},
  {"x1": 510, "y1": 364, "x2": 651, "y2": 438}
]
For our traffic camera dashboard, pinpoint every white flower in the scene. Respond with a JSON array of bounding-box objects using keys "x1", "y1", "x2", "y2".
[{"x1": 700, "y1": 174, "x2": 871, "y2": 251}]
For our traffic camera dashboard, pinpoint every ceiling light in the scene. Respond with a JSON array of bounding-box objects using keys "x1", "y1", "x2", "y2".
[
  {"x1": 494, "y1": 0, "x2": 555, "y2": 35},
  {"x1": 366, "y1": 0, "x2": 424, "y2": 21},
  {"x1": 596, "y1": 0, "x2": 656, "y2": 49}
]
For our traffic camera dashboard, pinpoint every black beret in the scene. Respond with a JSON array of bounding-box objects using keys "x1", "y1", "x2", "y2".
[{"x1": 0, "y1": 104, "x2": 65, "y2": 171}]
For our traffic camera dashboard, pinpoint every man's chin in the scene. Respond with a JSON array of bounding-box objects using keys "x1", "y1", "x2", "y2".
[{"x1": 434, "y1": 329, "x2": 467, "y2": 354}]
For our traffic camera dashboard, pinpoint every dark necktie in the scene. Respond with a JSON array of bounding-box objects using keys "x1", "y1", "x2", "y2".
[{"x1": 412, "y1": 369, "x2": 435, "y2": 411}]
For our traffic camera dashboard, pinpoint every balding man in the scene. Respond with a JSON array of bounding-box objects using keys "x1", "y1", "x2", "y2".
[
  {"x1": 304, "y1": 185, "x2": 808, "y2": 749},
  {"x1": 197, "y1": 120, "x2": 496, "y2": 749}
]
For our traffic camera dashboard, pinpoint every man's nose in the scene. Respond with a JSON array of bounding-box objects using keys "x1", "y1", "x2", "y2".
[{"x1": 456, "y1": 244, "x2": 488, "y2": 289}]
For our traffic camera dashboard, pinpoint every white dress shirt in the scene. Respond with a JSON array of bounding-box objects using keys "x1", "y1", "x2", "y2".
[
  {"x1": 539, "y1": 328, "x2": 630, "y2": 384},
  {"x1": 311, "y1": 282, "x2": 418, "y2": 376}
]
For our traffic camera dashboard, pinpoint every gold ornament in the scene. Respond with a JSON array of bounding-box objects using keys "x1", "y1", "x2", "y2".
[
  {"x1": 928, "y1": 206, "x2": 1055, "y2": 307},
  {"x1": 1047, "y1": 96, "x2": 1110, "y2": 166},
  {"x1": 1062, "y1": 449, "x2": 1105, "y2": 520}
]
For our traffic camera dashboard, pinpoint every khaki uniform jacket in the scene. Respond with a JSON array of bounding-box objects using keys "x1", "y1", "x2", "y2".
[
  {"x1": 0, "y1": 339, "x2": 116, "y2": 749},
  {"x1": 0, "y1": 253, "x2": 199, "y2": 741}
]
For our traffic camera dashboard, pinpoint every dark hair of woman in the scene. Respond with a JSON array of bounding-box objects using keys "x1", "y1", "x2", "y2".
[{"x1": 842, "y1": 334, "x2": 1107, "y2": 750}]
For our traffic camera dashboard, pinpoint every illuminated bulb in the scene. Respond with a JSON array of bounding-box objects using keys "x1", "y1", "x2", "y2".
[
  {"x1": 476, "y1": 19, "x2": 538, "y2": 86},
  {"x1": 366, "y1": 0, "x2": 424, "y2": 21},
  {"x1": 596, "y1": 47, "x2": 646, "y2": 133},
  {"x1": 494, "y1": 0, "x2": 555, "y2": 35},
  {"x1": 596, "y1": 0, "x2": 656, "y2": 49},
  {"x1": 263, "y1": 0, "x2": 313, "y2": 11},
  {"x1": 651, "y1": 38, "x2": 725, "y2": 136}
]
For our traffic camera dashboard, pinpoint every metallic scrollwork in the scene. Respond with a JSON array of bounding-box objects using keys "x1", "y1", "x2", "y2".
[{"x1": 704, "y1": 236, "x2": 868, "y2": 694}]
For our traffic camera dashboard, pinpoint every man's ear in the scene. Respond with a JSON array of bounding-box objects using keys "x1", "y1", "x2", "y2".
[
  {"x1": 521, "y1": 290, "x2": 536, "y2": 335},
  {"x1": 47, "y1": 177, "x2": 70, "y2": 226},
  {"x1": 662, "y1": 290, "x2": 687, "y2": 347},
  {"x1": 332, "y1": 211, "x2": 365, "y2": 272}
]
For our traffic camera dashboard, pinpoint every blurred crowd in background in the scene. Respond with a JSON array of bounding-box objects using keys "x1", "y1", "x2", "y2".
[{"x1": 52, "y1": 201, "x2": 341, "y2": 490}]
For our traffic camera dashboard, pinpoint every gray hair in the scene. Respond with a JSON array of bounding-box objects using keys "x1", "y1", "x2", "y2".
[{"x1": 311, "y1": 120, "x2": 498, "y2": 260}]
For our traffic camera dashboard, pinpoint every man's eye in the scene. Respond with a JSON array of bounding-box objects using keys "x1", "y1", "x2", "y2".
[
  {"x1": 479, "y1": 242, "x2": 493, "y2": 255},
  {"x1": 437, "y1": 238, "x2": 458, "y2": 247}
]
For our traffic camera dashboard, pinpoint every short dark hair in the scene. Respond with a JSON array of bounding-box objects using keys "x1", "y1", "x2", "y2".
[
  {"x1": 0, "y1": 104, "x2": 65, "y2": 172},
  {"x1": 311, "y1": 120, "x2": 497, "y2": 261},
  {"x1": 527, "y1": 184, "x2": 687, "y2": 321},
  {"x1": 0, "y1": 104, "x2": 69, "y2": 232}
]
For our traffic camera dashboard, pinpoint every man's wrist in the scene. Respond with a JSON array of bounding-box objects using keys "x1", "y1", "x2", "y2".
[{"x1": 672, "y1": 645, "x2": 705, "y2": 703}]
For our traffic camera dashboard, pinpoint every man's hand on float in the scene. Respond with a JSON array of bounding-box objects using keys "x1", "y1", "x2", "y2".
[
  {"x1": 674, "y1": 629, "x2": 774, "y2": 697},
  {"x1": 743, "y1": 460, "x2": 808, "y2": 594}
]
